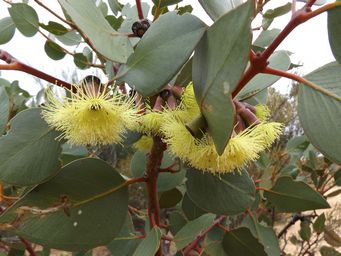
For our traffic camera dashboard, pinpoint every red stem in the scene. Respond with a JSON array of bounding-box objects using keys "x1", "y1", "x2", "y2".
[
  {"x1": 182, "y1": 216, "x2": 226, "y2": 255},
  {"x1": 145, "y1": 136, "x2": 166, "y2": 255},
  {"x1": 136, "y1": 0, "x2": 144, "y2": 20},
  {"x1": 0, "y1": 49, "x2": 73, "y2": 91},
  {"x1": 19, "y1": 238, "x2": 36, "y2": 256},
  {"x1": 231, "y1": 2, "x2": 323, "y2": 98}
]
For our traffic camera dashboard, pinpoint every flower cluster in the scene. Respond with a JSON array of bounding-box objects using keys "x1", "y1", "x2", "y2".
[
  {"x1": 159, "y1": 84, "x2": 282, "y2": 173},
  {"x1": 42, "y1": 78, "x2": 282, "y2": 174},
  {"x1": 42, "y1": 79, "x2": 139, "y2": 146}
]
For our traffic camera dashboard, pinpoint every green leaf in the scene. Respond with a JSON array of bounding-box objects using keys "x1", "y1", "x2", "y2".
[
  {"x1": 0, "y1": 158, "x2": 128, "y2": 251},
  {"x1": 40, "y1": 21, "x2": 68, "y2": 36},
  {"x1": 238, "y1": 51, "x2": 291, "y2": 100},
  {"x1": 0, "y1": 86, "x2": 9, "y2": 133},
  {"x1": 222, "y1": 227, "x2": 267, "y2": 256},
  {"x1": 8, "y1": 3, "x2": 39, "y2": 37},
  {"x1": 169, "y1": 211, "x2": 187, "y2": 235},
  {"x1": 98, "y1": 0, "x2": 108, "y2": 16},
  {"x1": 58, "y1": 0, "x2": 133, "y2": 63},
  {"x1": 193, "y1": 1, "x2": 253, "y2": 154},
  {"x1": 186, "y1": 168, "x2": 256, "y2": 215},
  {"x1": 130, "y1": 151, "x2": 186, "y2": 192},
  {"x1": 177, "y1": 5, "x2": 193, "y2": 15},
  {"x1": 313, "y1": 213, "x2": 326, "y2": 234},
  {"x1": 117, "y1": 11, "x2": 206, "y2": 97},
  {"x1": 108, "y1": 0, "x2": 123, "y2": 15},
  {"x1": 107, "y1": 214, "x2": 142, "y2": 256},
  {"x1": 263, "y1": 176, "x2": 330, "y2": 212},
  {"x1": 74, "y1": 53, "x2": 89, "y2": 69},
  {"x1": 8, "y1": 249, "x2": 25, "y2": 256},
  {"x1": 263, "y1": 2, "x2": 291, "y2": 19},
  {"x1": 174, "y1": 213, "x2": 215, "y2": 250},
  {"x1": 182, "y1": 193, "x2": 206, "y2": 220},
  {"x1": 0, "y1": 108, "x2": 62, "y2": 186},
  {"x1": 198, "y1": 0, "x2": 243, "y2": 21},
  {"x1": 203, "y1": 242, "x2": 227, "y2": 256},
  {"x1": 44, "y1": 40, "x2": 66, "y2": 60},
  {"x1": 253, "y1": 28, "x2": 281, "y2": 48},
  {"x1": 242, "y1": 215, "x2": 281, "y2": 256},
  {"x1": 132, "y1": 227, "x2": 162, "y2": 256},
  {"x1": 335, "y1": 169, "x2": 341, "y2": 186},
  {"x1": 56, "y1": 31, "x2": 82, "y2": 46},
  {"x1": 174, "y1": 58, "x2": 192, "y2": 87},
  {"x1": 299, "y1": 221, "x2": 311, "y2": 241},
  {"x1": 61, "y1": 144, "x2": 88, "y2": 165},
  {"x1": 320, "y1": 246, "x2": 341, "y2": 256},
  {"x1": 297, "y1": 62, "x2": 341, "y2": 164},
  {"x1": 152, "y1": 0, "x2": 182, "y2": 8},
  {"x1": 0, "y1": 17, "x2": 16, "y2": 44},
  {"x1": 159, "y1": 188, "x2": 183, "y2": 208},
  {"x1": 105, "y1": 15, "x2": 124, "y2": 30}
]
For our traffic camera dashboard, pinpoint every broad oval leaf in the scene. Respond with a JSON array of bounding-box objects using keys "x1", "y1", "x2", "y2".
[
  {"x1": 238, "y1": 50, "x2": 291, "y2": 100},
  {"x1": 182, "y1": 193, "x2": 206, "y2": 220},
  {"x1": 44, "y1": 40, "x2": 66, "y2": 60},
  {"x1": 8, "y1": 3, "x2": 39, "y2": 37},
  {"x1": 40, "y1": 21, "x2": 69, "y2": 36},
  {"x1": 58, "y1": 0, "x2": 133, "y2": 63},
  {"x1": 0, "y1": 17, "x2": 16, "y2": 45},
  {"x1": 117, "y1": 11, "x2": 206, "y2": 97},
  {"x1": 253, "y1": 28, "x2": 281, "y2": 48},
  {"x1": 159, "y1": 188, "x2": 183, "y2": 208},
  {"x1": 74, "y1": 53, "x2": 89, "y2": 69},
  {"x1": 222, "y1": 227, "x2": 267, "y2": 256},
  {"x1": 0, "y1": 108, "x2": 62, "y2": 186},
  {"x1": 198, "y1": 0, "x2": 243, "y2": 21},
  {"x1": 328, "y1": 7, "x2": 341, "y2": 65},
  {"x1": 186, "y1": 168, "x2": 256, "y2": 215},
  {"x1": 242, "y1": 215, "x2": 280, "y2": 256},
  {"x1": 108, "y1": 0, "x2": 123, "y2": 15},
  {"x1": 193, "y1": 1, "x2": 253, "y2": 154},
  {"x1": 263, "y1": 176, "x2": 330, "y2": 212},
  {"x1": 132, "y1": 227, "x2": 162, "y2": 256},
  {"x1": 0, "y1": 87, "x2": 9, "y2": 133},
  {"x1": 297, "y1": 62, "x2": 341, "y2": 164},
  {"x1": 130, "y1": 150, "x2": 186, "y2": 192},
  {"x1": 107, "y1": 214, "x2": 141, "y2": 256},
  {"x1": 56, "y1": 31, "x2": 82, "y2": 46},
  {"x1": 0, "y1": 158, "x2": 128, "y2": 251},
  {"x1": 174, "y1": 213, "x2": 215, "y2": 250}
]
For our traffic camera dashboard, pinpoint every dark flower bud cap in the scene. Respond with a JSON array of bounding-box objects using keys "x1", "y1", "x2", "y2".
[{"x1": 132, "y1": 19, "x2": 151, "y2": 37}]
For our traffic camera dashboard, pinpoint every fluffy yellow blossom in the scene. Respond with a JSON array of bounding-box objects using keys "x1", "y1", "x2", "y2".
[
  {"x1": 133, "y1": 135, "x2": 153, "y2": 152},
  {"x1": 42, "y1": 82, "x2": 139, "y2": 146},
  {"x1": 138, "y1": 83, "x2": 199, "y2": 135},
  {"x1": 255, "y1": 104, "x2": 271, "y2": 121},
  {"x1": 160, "y1": 85, "x2": 283, "y2": 173}
]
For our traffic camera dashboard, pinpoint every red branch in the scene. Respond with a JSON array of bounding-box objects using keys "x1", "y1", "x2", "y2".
[
  {"x1": 182, "y1": 216, "x2": 226, "y2": 255},
  {"x1": 231, "y1": 1, "x2": 329, "y2": 98},
  {"x1": 19, "y1": 238, "x2": 36, "y2": 256},
  {"x1": 145, "y1": 136, "x2": 167, "y2": 255},
  {"x1": 136, "y1": 0, "x2": 144, "y2": 20},
  {"x1": 0, "y1": 49, "x2": 73, "y2": 90}
]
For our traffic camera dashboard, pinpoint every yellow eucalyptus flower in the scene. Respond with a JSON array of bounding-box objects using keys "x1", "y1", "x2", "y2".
[
  {"x1": 133, "y1": 135, "x2": 153, "y2": 152},
  {"x1": 42, "y1": 82, "x2": 139, "y2": 146},
  {"x1": 138, "y1": 83, "x2": 200, "y2": 135},
  {"x1": 161, "y1": 87, "x2": 283, "y2": 173},
  {"x1": 255, "y1": 104, "x2": 271, "y2": 121},
  {"x1": 138, "y1": 111, "x2": 164, "y2": 135}
]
